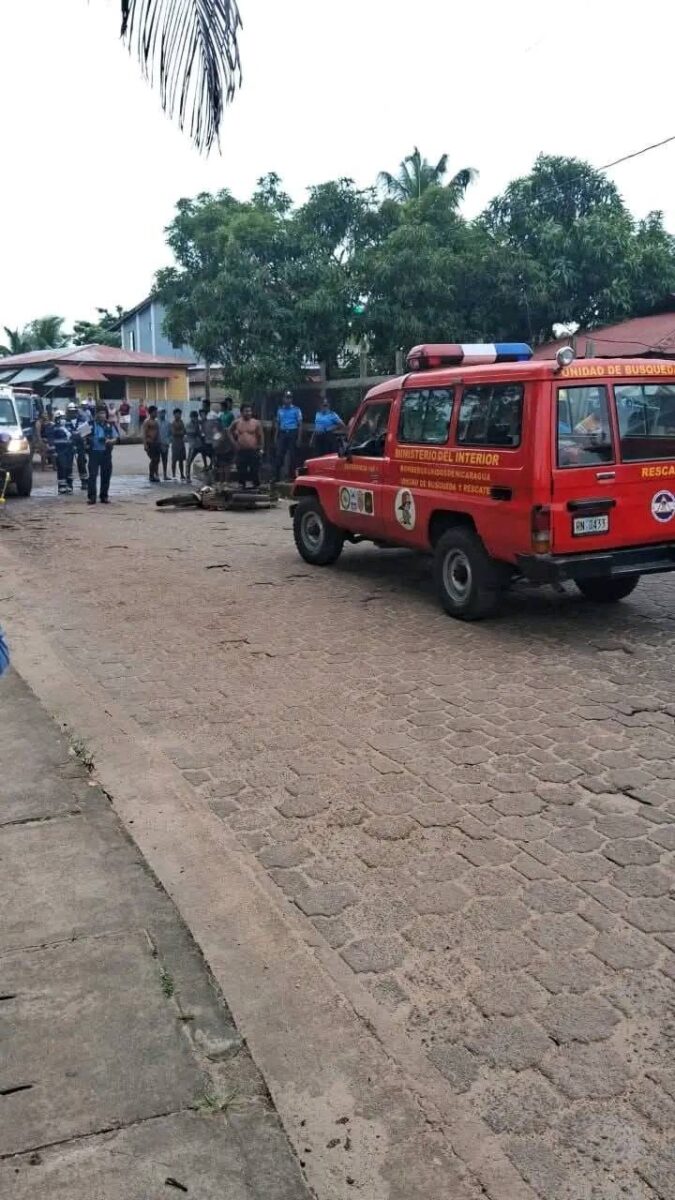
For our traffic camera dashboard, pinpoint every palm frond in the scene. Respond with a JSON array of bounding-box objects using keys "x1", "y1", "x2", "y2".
[
  {"x1": 121, "y1": 0, "x2": 243, "y2": 153},
  {"x1": 449, "y1": 167, "x2": 478, "y2": 193}
]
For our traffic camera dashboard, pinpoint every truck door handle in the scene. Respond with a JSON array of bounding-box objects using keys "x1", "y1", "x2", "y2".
[
  {"x1": 596, "y1": 471, "x2": 616, "y2": 481},
  {"x1": 490, "y1": 486, "x2": 512, "y2": 501}
]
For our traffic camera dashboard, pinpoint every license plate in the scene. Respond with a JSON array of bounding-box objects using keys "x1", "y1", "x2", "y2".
[{"x1": 573, "y1": 514, "x2": 609, "y2": 536}]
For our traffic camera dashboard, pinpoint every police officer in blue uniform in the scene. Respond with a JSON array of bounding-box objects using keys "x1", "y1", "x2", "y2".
[
  {"x1": 273, "y1": 390, "x2": 303, "y2": 482},
  {"x1": 87, "y1": 404, "x2": 118, "y2": 505}
]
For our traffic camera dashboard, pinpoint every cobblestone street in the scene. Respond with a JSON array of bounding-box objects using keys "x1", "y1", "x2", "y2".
[{"x1": 2, "y1": 447, "x2": 675, "y2": 1200}]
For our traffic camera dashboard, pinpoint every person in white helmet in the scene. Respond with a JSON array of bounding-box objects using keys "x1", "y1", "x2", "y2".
[{"x1": 66, "y1": 401, "x2": 89, "y2": 490}]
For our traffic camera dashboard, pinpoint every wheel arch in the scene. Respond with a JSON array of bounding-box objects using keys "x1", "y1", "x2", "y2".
[{"x1": 428, "y1": 508, "x2": 477, "y2": 547}]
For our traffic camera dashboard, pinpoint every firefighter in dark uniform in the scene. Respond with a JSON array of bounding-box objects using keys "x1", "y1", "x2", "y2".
[
  {"x1": 66, "y1": 401, "x2": 89, "y2": 490},
  {"x1": 87, "y1": 404, "x2": 118, "y2": 504},
  {"x1": 45, "y1": 410, "x2": 75, "y2": 495}
]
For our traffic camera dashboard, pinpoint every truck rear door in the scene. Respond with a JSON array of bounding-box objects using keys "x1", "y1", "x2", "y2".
[
  {"x1": 552, "y1": 382, "x2": 622, "y2": 554},
  {"x1": 552, "y1": 379, "x2": 675, "y2": 552},
  {"x1": 611, "y1": 380, "x2": 675, "y2": 543}
]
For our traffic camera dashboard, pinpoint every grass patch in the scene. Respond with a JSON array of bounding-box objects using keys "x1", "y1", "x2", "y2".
[
  {"x1": 70, "y1": 738, "x2": 95, "y2": 771},
  {"x1": 160, "y1": 970, "x2": 175, "y2": 998},
  {"x1": 194, "y1": 1089, "x2": 240, "y2": 1115}
]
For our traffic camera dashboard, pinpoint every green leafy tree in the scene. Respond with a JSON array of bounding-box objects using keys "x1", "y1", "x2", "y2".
[
  {"x1": 156, "y1": 177, "x2": 380, "y2": 395},
  {"x1": 289, "y1": 179, "x2": 380, "y2": 370},
  {"x1": 378, "y1": 146, "x2": 476, "y2": 205},
  {"x1": 482, "y1": 155, "x2": 675, "y2": 340},
  {"x1": 156, "y1": 187, "x2": 299, "y2": 398},
  {"x1": 71, "y1": 307, "x2": 123, "y2": 347}
]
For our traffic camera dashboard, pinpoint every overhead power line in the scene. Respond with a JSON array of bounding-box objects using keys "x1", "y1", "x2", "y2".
[{"x1": 600, "y1": 134, "x2": 675, "y2": 173}]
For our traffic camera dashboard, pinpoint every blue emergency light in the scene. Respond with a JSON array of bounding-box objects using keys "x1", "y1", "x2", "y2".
[{"x1": 406, "y1": 343, "x2": 533, "y2": 370}]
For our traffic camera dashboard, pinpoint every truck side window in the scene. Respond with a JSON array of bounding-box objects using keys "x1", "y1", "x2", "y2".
[
  {"x1": 399, "y1": 388, "x2": 453, "y2": 445},
  {"x1": 556, "y1": 386, "x2": 614, "y2": 467},
  {"x1": 457, "y1": 383, "x2": 523, "y2": 448},
  {"x1": 615, "y1": 384, "x2": 675, "y2": 462},
  {"x1": 349, "y1": 401, "x2": 392, "y2": 457}
]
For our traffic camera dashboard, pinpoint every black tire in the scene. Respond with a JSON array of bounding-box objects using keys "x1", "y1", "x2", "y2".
[
  {"x1": 293, "y1": 496, "x2": 344, "y2": 565},
  {"x1": 433, "y1": 527, "x2": 502, "y2": 620},
  {"x1": 13, "y1": 462, "x2": 32, "y2": 498},
  {"x1": 156, "y1": 492, "x2": 202, "y2": 508},
  {"x1": 576, "y1": 575, "x2": 640, "y2": 603}
]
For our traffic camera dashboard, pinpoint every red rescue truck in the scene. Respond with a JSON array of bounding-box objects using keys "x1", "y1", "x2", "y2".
[{"x1": 290, "y1": 343, "x2": 675, "y2": 619}]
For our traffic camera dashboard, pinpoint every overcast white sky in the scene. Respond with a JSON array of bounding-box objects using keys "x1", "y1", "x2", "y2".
[{"x1": 1, "y1": 0, "x2": 674, "y2": 334}]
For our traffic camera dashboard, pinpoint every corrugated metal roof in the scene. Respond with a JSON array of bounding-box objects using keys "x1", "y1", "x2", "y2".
[
  {"x1": 534, "y1": 313, "x2": 675, "y2": 359},
  {"x1": 8, "y1": 367, "x2": 55, "y2": 384},
  {"x1": 102, "y1": 366, "x2": 177, "y2": 379},
  {"x1": 0, "y1": 343, "x2": 195, "y2": 370},
  {"x1": 60, "y1": 365, "x2": 109, "y2": 383}
]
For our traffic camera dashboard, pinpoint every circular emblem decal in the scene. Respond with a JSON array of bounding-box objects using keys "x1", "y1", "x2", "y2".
[
  {"x1": 651, "y1": 489, "x2": 675, "y2": 523},
  {"x1": 339, "y1": 487, "x2": 351, "y2": 512},
  {"x1": 395, "y1": 488, "x2": 416, "y2": 530}
]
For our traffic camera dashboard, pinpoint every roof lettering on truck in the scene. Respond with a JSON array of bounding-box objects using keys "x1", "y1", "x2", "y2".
[{"x1": 560, "y1": 362, "x2": 675, "y2": 379}]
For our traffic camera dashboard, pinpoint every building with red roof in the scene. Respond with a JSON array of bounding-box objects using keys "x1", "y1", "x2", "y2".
[
  {"x1": 0, "y1": 343, "x2": 195, "y2": 406},
  {"x1": 534, "y1": 300, "x2": 675, "y2": 360}
]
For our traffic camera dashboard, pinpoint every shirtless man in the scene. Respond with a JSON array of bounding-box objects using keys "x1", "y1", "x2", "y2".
[{"x1": 230, "y1": 403, "x2": 264, "y2": 489}]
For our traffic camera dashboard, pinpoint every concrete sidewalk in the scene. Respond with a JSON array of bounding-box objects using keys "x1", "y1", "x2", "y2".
[{"x1": 0, "y1": 670, "x2": 310, "y2": 1200}]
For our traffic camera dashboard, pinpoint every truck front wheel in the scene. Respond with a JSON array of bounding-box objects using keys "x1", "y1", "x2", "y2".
[
  {"x1": 293, "y1": 497, "x2": 344, "y2": 565},
  {"x1": 12, "y1": 462, "x2": 33, "y2": 498},
  {"x1": 433, "y1": 527, "x2": 502, "y2": 620},
  {"x1": 576, "y1": 575, "x2": 640, "y2": 603}
]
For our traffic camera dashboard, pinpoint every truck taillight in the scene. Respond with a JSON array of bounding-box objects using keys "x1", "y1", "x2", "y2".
[{"x1": 531, "y1": 505, "x2": 551, "y2": 553}]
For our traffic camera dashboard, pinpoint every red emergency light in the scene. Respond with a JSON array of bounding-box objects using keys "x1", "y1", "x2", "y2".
[{"x1": 406, "y1": 343, "x2": 533, "y2": 371}]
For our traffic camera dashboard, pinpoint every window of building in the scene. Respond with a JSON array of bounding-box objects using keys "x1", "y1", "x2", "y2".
[
  {"x1": 615, "y1": 383, "x2": 675, "y2": 462},
  {"x1": 349, "y1": 401, "x2": 392, "y2": 457},
  {"x1": 457, "y1": 383, "x2": 524, "y2": 448},
  {"x1": 128, "y1": 329, "x2": 136, "y2": 351},
  {"x1": 399, "y1": 387, "x2": 453, "y2": 445},
  {"x1": 556, "y1": 385, "x2": 614, "y2": 467}
]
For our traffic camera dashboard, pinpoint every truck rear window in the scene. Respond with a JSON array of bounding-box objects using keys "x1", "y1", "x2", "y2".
[
  {"x1": 557, "y1": 386, "x2": 613, "y2": 467},
  {"x1": 399, "y1": 387, "x2": 453, "y2": 445},
  {"x1": 615, "y1": 384, "x2": 675, "y2": 462},
  {"x1": 457, "y1": 383, "x2": 523, "y2": 448}
]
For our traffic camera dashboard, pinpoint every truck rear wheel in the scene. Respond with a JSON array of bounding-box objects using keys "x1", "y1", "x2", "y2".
[
  {"x1": 293, "y1": 497, "x2": 344, "y2": 565},
  {"x1": 13, "y1": 463, "x2": 33, "y2": 498},
  {"x1": 576, "y1": 575, "x2": 640, "y2": 603},
  {"x1": 433, "y1": 527, "x2": 501, "y2": 620}
]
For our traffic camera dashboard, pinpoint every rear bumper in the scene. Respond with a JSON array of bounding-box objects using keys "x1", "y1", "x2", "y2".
[{"x1": 517, "y1": 541, "x2": 675, "y2": 584}]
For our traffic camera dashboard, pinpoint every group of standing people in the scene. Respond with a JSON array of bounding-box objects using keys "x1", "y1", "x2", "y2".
[
  {"x1": 40, "y1": 398, "x2": 118, "y2": 504},
  {"x1": 140, "y1": 392, "x2": 347, "y2": 489},
  {"x1": 141, "y1": 398, "x2": 266, "y2": 489}
]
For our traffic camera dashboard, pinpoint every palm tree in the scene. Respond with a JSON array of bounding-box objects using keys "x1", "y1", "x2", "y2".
[
  {"x1": 26, "y1": 316, "x2": 68, "y2": 350},
  {"x1": 0, "y1": 317, "x2": 68, "y2": 358},
  {"x1": 378, "y1": 147, "x2": 477, "y2": 205},
  {"x1": 120, "y1": 0, "x2": 243, "y2": 152},
  {"x1": 0, "y1": 327, "x2": 33, "y2": 357}
]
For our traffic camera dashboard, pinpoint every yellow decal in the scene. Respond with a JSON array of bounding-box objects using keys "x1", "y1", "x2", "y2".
[
  {"x1": 641, "y1": 463, "x2": 675, "y2": 478},
  {"x1": 561, "y1": 362, "x2": 675, "y2": 379},
  {"x1": 341, "y1": 461, "x2": 373, "y2": 474},
  {"x1": 394, "y1": 446, "x2": 501, "y2": 466}
]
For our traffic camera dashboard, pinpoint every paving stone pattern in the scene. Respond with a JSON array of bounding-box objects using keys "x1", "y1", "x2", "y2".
[{"x1": 3, "y1": 471, "x2": 675, "y2": 1200}]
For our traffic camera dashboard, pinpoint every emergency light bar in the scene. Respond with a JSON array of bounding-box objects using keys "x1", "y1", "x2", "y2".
[{"x1": 406, "y1": 343, "x2": 533, "y2": 370}]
